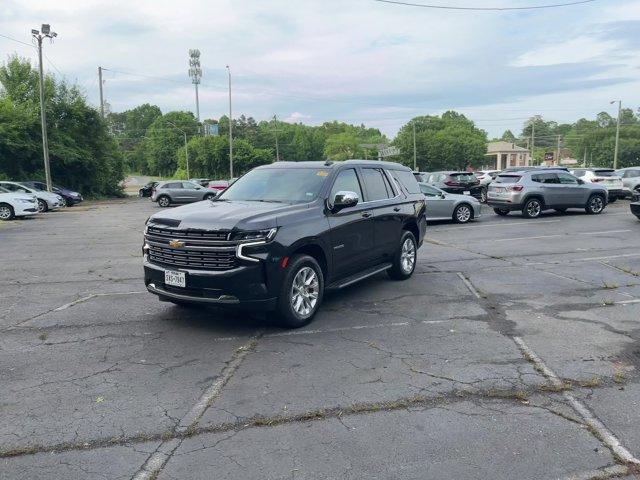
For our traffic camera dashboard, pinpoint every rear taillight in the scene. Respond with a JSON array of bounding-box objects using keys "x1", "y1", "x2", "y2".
[
  {"x1": 444, "y1": 180, "x2": 459, "y2": 186},
  {"x1": 510, "y1": 185, "x2": 524, "y2": 192}
]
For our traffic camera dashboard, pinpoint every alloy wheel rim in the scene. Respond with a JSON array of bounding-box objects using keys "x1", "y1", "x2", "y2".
[
  {"x1": 291, "y1": 266, "x2": 319, "y2": 317},
  {"x1": 481, "y1": 190, "x2": 487, "y2": 202},
  {"x1": 400, "y1": 238, "x2": 416, "y2": 273},
  {"x1": 0, "y1": 206, "x2": 11, "y2": 219},
  {"x1": 457, "y1": 206, "x2": 471, "y2": 222},
  {"x1": 37, "y1": 200, "x2": 45, "y2": 212},
  {"x1": 591, "y1": 197, "x2": 603, "y2": 212},
  {"x1": 527, "y1": 200, "x2": 541, "y2": 217},
  {"x1": 159, "y1": 198, "x2": 169, "y2": 207}
]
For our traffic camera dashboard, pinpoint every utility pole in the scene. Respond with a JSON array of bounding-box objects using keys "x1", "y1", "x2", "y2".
[
  {"x1": 530, "y1": 122, "x2": 535, "y2": 166},
  {"x1": 188, "y1": 50, "x2": 202, "y2": 122},
  {"x1": 412, "y1": 121, "x2": 417, "y2": 171},
  {"x1": 273, "y1": 115, "x2": 280, "y2": 161},
  {"x1": 610, "y1": 100, "x2": 621, "y2": 169},
  {"x1": 583, "y1": 148, "x2": 587, "y2": 167},
  {"x1": 98, "y1": 66, "x2": 104, "y2": 118},
  {"x1": 32, "y1": 24, "x2": 57, "y2": 192},
  {"x1": 556, "y1": 135, "x2": 561, "y2": 166},
  {"x1": 226, "y1": 65, "x2": 233, "y2": 178},
  {"x1": 167, "y1": 121, "x2": 189, "y2": 179}
]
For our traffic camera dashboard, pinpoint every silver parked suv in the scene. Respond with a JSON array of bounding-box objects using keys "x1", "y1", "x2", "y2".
[
  {"x1": 487, "y1": 170, "x2": 608, "y2": 218},
  {"x1": 151, "y1": 181, "x2": 217, "y2": 207}
]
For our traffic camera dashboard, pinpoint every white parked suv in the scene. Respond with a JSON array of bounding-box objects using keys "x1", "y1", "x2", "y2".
[
  {"x1": 0, "y1": 186, "x2": 39, "y2": 220},
  {"x1": 570, "y1": 168, "x2": 625, "y2": 202},
  {"x1": 615, "y1": 167, "x2": 640, "y2": 197},
  {"x1": 0, "y1": 181, "x2": 65, "y2": 212}
]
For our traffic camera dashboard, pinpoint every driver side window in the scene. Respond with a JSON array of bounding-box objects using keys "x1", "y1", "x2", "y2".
[
  {"x1": 557, "y1": 173, "x2": 578, "y2": 185},
  {"x1": 330, "y1": 169, "x2": 363, "y2": 202},
  {"x1": 420, "y1": 184, "x2": 440, "y2": 197}
]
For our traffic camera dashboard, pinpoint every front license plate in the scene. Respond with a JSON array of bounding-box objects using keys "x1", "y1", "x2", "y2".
[
  {"x1": 463, "y1": 190, "x2": 471, "y2": 195},
  {"x1": 165, "y1": 270, "x2": 186, "y2": 288}
]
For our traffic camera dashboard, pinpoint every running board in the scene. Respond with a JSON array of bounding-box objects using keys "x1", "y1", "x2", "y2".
[{"x1": 327, "y1": 263, "x2": 392, "y2": 290}]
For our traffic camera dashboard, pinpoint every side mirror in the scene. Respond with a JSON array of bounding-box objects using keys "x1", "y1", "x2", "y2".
[
  {"x1": 440, "y1": 193, "x2": 446, "y2": 199},
  {"x1": 331, "y1": 191, "x2": 359, "y2": 211},
  {"x1": 577, "y1": 179, "x2": 584, "y2": 185}
]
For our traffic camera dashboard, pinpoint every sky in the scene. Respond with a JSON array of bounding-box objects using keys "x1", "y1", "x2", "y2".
[{"x1": 1, "y1": 0, "x2": 639, "y2": 139}]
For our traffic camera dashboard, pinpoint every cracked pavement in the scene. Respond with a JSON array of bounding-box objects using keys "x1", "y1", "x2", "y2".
[{"x1": 1, "y1": 198, "x2": 640, "y2": 479}]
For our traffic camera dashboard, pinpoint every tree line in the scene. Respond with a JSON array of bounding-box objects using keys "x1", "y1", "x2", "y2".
[{"x1": 2, "y1": 54, "x2": 639, "y2": 197}]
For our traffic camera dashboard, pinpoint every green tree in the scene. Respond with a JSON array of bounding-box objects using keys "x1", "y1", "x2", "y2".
[{"x1": 144, "y1": 111, "x2": 198, "y2": 176}]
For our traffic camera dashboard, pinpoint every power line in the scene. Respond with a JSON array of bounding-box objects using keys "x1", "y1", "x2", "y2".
[
  {"x1": 372, "y1": 0, "x2": 597, "y2": 11},
  {"x1": 0, "y1": 32, "x2": 33, "y2": 47}
]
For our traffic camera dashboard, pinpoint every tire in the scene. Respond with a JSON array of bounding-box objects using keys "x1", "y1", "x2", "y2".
[
  {"x1": 479, "y1": 187, "x2": 487, "y2": 203},
  {"x1": 493, "y1": 208, "x2": 509, "y2": 216},
  {"x1": 453, "y1": 203, "x2": 473, "y2": 224},
  {"x1": 0, "y1": 203, "x2": 15, "y2": 221},
  {"x1": 37, "y1": 198, "x2": 48, "y2": 213},
  {"x1": 273, "y1": 254, "x2": 324, "y2": 328},
  {"x1": 522, "y1": 198, "x2": 542, "y2": 218},
  {"x1": 138, "y1": 189, "x2": 144, "y2": 197},
  {"x1": 554, "y1": 208, "x2": 567, "y2": 214},
  {"x1": 157, "y1": 195, "x2": 171, "y2": 207},
  {"x1": 585, "y1": 194, "x2": 605, "y2": 214},
  {"x1": 204, "y1": 193, "x2": 215, "y2": 201},
  {"x1": 388, "y1": 230, "x2": 417, "y2": 280}
]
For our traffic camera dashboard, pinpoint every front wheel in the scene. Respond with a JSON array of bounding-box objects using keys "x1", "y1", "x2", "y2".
[
  {"x1": 37, "y1": 199, "x2": 48, "y2": 213},
  {"x1": 453, "y1": 204, "x2": 472, "y2": 223},
  {"x1": 157, "y1": 196, "x2": 171, "y2": 208},
  {"x1": 522, "y1": 198, "x2": 542, "y2": 218},
  {"x1": 585, "y1": 194, "x2": 605, "y2": 214},
  {"x1": 388, "y1": 231, "x2": 417, "y2": 280},
  {"x1": 0, "y1": 203, "x2": 15, "y2": 220},
  {"x1": 204, "y1": 193, "x2": 216, "y2": 201},
  {"x1": 273, "y1": 254, "x2": 324, "y2": 328},
  {"x1": 479, "y1": 187, "x2": 487, "y2": 203}
]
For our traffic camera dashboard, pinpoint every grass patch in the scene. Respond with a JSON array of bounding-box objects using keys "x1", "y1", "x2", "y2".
[{"x1": 580, "y1": 376, "x2": 602, "y2": 388}]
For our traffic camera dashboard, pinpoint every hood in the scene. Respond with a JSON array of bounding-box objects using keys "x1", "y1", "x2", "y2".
[{"x1": 148, "y1": 199, "x2": 309, "y2": 231}]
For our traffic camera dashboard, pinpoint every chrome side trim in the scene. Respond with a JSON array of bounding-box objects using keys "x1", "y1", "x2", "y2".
[{"x1": 147, "y1": 283, "x2": 240, "y2": 304}]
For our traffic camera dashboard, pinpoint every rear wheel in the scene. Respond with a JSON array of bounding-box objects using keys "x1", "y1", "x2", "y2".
[
  {"x1": 37, "y1": 199, "x2": 48, "y2": 213},
  {"x1": 493, "y1": 208, "x2": 509, "y2": 216},
  {"x1": 522, "y1": 198, "x2": 542, "y2": 218},
  {"x1": 479, "y1": 187, "x2": 487, "y2": 203},
  {"x1": 138, "y1": 189, "x2": 144, "y2": 197},
  {"x1": 157, "y1": 195, "x2": 171, "y2": 207},
  {"x1": 453, "y1": 204, "x2": 472, "y2": 223},
  {"x1": 388, "y1": 231, "x2": 417, "y2": 280},
  {"x1": 585, "y1": 194, "x2": 605, "y2": 214},
  {"x1": 273, "y1": 254, "x2": 324, "y2": 328},
  {"x1": 0, "y1": 203, "x2": 15, "y2": 220}
]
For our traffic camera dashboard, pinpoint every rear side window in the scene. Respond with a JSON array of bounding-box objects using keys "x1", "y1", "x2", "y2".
[
  {"x1": 594, "y1": 170, "x2": 616, "y2": 177},
  {"x1": 163, "y1": 182, "x2": 182, "y2": 189},
  {"x1": 532, "y1": 173, "x2": 559, "y2": 184},
  {"x1": 330, "y1": 168, "x2": 363, "y2": 201},
  {"x1": 361, "y1": 168, "x2": 391, "y2": 201},
  {"x1": 495, "y1": 175, "x2": 521, "y2": 184},
  {"x1": 391, "y1": 170, "x2": 421, "y2": 195},
  {"x1": 450, "y1": 173, "x2": 477, "y2": 182}
]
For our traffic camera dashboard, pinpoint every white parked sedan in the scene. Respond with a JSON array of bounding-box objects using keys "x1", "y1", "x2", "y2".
[
  {"x1": 0, "y1": 186, "x2": 39, "y2": 220},
  {"x1": 0, "y1": 181, "x2": 65, "y2": 212}
]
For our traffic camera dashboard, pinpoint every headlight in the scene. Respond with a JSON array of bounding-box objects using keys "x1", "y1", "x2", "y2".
[{"x1": 231, "y1": 228, "x2": 277, "y2": 242}]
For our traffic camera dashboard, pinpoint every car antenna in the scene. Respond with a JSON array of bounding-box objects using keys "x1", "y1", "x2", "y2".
[{"x1": 324, "y1": 160, "x2": 333, "y2": 166}]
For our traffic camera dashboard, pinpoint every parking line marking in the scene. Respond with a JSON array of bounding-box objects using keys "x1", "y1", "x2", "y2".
[
  {"x1": 557, "y1": 465, "x2": 629, "y2": 480},
  {"x1": 614, "y1": 298, "x2": 640, "y2": 305},
  {"x1": 494, "y1": 230, "x2": 632, "y2": 243},
  {"x1": 428, "y1": 219, "x2": 561, "y2": 232},
  {"x1": 456, "y1": 272, "x2": 481, "y2": 298},
  {"x1": 513, "y1": 336, "x2": 640, "y2": 466},
  {"x1": 132, "y1": 333, "x2": 262, "y2": 480},
  {"x1": 53, "y1": 291, "x2": 144, "y2": 312},
  {"x1": 526, "y1": 253, "x2": 640, "y2": 266}
]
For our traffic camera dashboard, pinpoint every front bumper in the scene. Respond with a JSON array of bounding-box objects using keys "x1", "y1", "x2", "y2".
[
  {"x1": 143, "y1": 259, "x2": 277, "y2": 310},
  {"x1": 631, "y1": 202, "x2": 640, "y2": 219},
  {"x1": 15, "y1": 204, "x2": 39, "y2": 217}
]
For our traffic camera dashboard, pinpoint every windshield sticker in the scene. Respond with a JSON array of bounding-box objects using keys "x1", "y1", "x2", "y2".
[{"x1": 316, "y1": 170, "x2": 329, "y2": 177}]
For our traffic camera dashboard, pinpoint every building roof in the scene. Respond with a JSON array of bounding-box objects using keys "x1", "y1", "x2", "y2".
[{"x1": 487, "y1": 141, "x2": 530, "y2": 154}]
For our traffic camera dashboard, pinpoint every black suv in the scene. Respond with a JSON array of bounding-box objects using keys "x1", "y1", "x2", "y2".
[{"x1": 143, "y1": 160, "x2": 427, "y2": 327}]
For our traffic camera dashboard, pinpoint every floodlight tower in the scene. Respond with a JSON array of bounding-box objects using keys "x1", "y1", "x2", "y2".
[
  {"x1": 32, "y1": 24, "x2": 57, "y2": 192},
  {"x1": 188, "y1": 49, "x2": 202, "y2": 122}
]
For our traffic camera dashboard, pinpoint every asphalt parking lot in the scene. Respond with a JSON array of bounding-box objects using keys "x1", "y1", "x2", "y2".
[{"x1": 2, "y1": 198, "x2": 640, "y2": 480}]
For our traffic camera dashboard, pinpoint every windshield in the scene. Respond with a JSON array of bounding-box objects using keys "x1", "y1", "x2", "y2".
[{"x1": 218, "y1": 167, "x2": 329, "y2": 203}]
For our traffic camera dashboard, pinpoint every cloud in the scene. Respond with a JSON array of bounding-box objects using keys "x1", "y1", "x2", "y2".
[
  {"x1": 511, "y1": 37, "x2": 620, "y2": 67},
  {"x1": 283, "y1": 112, "x2": 312, "y2": 123}
]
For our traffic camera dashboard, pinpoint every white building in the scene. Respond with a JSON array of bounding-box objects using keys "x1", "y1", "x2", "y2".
[{"x1": 485, "y1": 142, "x2": 532, "y2": 170}]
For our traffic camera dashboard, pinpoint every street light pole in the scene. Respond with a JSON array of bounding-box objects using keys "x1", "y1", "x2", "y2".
[
  {"x1": 226, "y1": 65, "x2": 233, "y2": 178},
  {"x1": 412, "y1": 121, "x2": 417, "y2": 171},
  {"x1": 167, "y1": 121, "x2": 189, "y2": 179},
  {"x1": 610, "y1": 100, "x2": 621, "y2": 169},
  {"x1": 273, "y1": 115, "x2": 280, "y2": 162},
  {"x1": 32, "y1": 24, "x2": 57, "y2": 192}
]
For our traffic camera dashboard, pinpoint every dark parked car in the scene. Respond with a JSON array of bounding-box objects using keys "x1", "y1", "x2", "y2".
[
  {"x1": 21, "y1": 181, "x2": 83, "y2": 206},
  {"x1": 631, "y1": 191, "x2": 640, "y2": 219},
  {"x1": 138, "y1": 181, "x2": 158, "y2": 198},
  {"x1": 423, "y1": 171, "x2": 485, "y2": 202},
  {"x1": 143, "y1": 160, "x2": 427, "y2": 327}
]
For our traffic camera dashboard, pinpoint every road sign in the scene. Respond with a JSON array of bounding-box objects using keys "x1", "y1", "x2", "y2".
[
  {"x1": 379, "y1": 146, "x2": 400, "y2": 158},
  {"x1": 204, "y1": 124, "x2": 219, "y2": 136}
]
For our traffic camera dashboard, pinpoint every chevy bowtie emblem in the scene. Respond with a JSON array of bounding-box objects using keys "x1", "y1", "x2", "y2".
[{"x1": 169, "y1": 239, "x2": 185, "y2": 248}]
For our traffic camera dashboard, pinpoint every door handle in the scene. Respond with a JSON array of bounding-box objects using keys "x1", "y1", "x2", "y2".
[
  {"x1": 361, "y1": 212, "x2": 372, "y2": 218},
  {"x1": 393, "y1": 207, "x2": 401, "y2": 212}
]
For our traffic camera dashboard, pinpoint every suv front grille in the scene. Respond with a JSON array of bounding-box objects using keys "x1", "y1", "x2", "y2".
[{"x1": 145, "y1": 226, "x2": 238, "y2": 271}]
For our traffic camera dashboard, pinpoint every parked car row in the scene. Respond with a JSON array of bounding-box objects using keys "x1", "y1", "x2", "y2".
[
  {"x1": 0, "y1": 181, "x2": 81, "y2": 220},
  {"x1": 146, "y1": 178, "x2": 238, "y2": 207}
]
